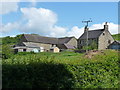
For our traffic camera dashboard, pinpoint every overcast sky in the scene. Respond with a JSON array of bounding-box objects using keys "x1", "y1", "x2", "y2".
[{"x1": 0, "y1": 1, "x2": 119, "y2": 38}]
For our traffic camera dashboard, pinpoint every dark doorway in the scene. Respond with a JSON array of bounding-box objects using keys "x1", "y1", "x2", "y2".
[{"x1": 23, "y1": 49, "x2": 26, "y2": 52}]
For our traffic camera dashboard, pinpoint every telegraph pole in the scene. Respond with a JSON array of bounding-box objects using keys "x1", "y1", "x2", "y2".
[{"x1": 82, "y1": 19, "x2": 92, "y2": 53}]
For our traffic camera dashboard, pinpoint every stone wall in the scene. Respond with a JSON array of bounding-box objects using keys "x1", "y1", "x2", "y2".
[
  {"x1": 78, "y1": 38, "x2": 98, "y2": 49},
  {"x1": 67, "y1": 37, "x2": 77, "y2": 48},
  {"x1": 23, "y1": 42, "x2": 52, "y2": 51},
  {"x1": 98, "y1": 30, "x2": 114, "y2": 50}
]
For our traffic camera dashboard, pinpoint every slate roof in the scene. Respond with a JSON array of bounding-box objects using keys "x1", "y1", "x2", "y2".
[
  {"x1": 23, "y1": 34, "x2": 75, "y2": 44},
  {"x1": 13, "y1": 46, "x2": 27, "y2": 49},
  {"x1": 116, "y1": 41, "x2": 120, "y2": 44},
  {"x1": 57, "y1": 43, "x2": 76, "y2": 49},
  {"x1": 58, "y1": 37, "x2": 75, "y2": 44},
  {"x1": 64, "y1": 43, "x2": 76, "y2": 49},
  {"x1": 111, "y1": 40, "x2": 120, "y2": 44},
  {"x1": 23, "y1": 34, "x2": 58, "y2": 44},
  {"x1": 57, "y1": 44, "x2": 67, "y2": 49},
  {"x1": 79, "y1": 29, "x2": 104, "y2": 39},
  {"x1": 23, "y1": 42, "x2": 40, "y2": 48}
]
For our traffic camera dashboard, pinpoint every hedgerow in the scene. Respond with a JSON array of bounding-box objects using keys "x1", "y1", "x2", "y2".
[{"x1": 2, "y1": 50, "x2": 119, "y2": 88}]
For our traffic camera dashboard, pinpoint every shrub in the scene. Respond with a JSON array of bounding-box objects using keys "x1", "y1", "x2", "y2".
[
  {"x1": 2, "y1": 44, "x2": 14, "y2": 59},
  {"x1": 2, "y1": 50, "x2": 119, "y2": 88},
  {"x1": 17, "y1": 51, "x2": 36, "y2": 55},
  {"x1": 82, "y1": 41, "x2": 98, "y2": 50}
]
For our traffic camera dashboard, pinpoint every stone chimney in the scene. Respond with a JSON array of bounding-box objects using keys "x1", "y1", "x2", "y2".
[
  {"x1": 104, "y1": 22, "x2": 108, "y2": 31},
  {"x1": 84, "y1": 25, "x2": 89, "y2": 32}
]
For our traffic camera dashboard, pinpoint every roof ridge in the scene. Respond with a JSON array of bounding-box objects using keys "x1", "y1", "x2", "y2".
[
  {"x1": 88, "y1": 29, "x2": 104, "y2": 32},
  {"x1": 24, "y1": 34, "x2": 74, "y2": 39},
  {"x1": 59, "y1": 36, "x2": 74, "y2": 39},
  {"x1": 24, "y1": 34, "x2": 58, "y2": 39},
  {"x1": 22, "y1": 34, "x2": 75, "y2": 44}
]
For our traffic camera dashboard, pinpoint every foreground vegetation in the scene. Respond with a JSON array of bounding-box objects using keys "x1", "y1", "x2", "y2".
[{"x1": 2, "y1": 50, "x2": 119, "y2": 88}]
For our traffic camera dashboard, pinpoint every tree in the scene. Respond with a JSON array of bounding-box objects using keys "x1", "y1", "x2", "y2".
[
  {"x1": 90, "y1": 41, "x2": 98, "y2": 50},
  {"x1": 2, "y1": 34, "x2": 23, "y2": 45},
  {"x1": 2, "y1": 44, "x2": 14, "y2": 59},
  {"x1": 82, "y1": 41, "x2": 98, "y2": 50}
]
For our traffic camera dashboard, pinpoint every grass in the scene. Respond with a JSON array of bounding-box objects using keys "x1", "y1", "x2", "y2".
[
  {"x1": 2, "y1": 50, "x2": 118, "y2": 66},
  {"x1": 112, "y1": 34, "x2": 120, "y2": 41}
]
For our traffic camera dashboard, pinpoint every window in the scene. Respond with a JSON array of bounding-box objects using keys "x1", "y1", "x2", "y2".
[
  {"x1": 83, "y1": 40, "x2": 84, "y2": 44},
  {"x1": 79, "y1": 41, "x2": 81, "y2": 44},
  {"x1": 23, "y1": 49, "x2": 26, "y2": 52},
  {"x1": 103, "y1": 33, "x2": 105, "y2": 35},
  {"x1": 108, "y1": 40, "x2": 111, "y2": 44}
]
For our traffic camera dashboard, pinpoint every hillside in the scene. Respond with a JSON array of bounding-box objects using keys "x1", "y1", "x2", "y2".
[
  {"x1": 112, "y1": 33, "x2": 120, "y2": 41},
  {"x1": 1, "y1": 34, "x2": 23, "y2": 45}
]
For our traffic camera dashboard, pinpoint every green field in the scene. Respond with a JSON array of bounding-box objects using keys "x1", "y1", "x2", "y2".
[
  {"x1": 2, "y1": 50, "x2": 119, "y2": 88},
  {"x1": 112, "y1": 34, "x2": 120, "y2": 41}
]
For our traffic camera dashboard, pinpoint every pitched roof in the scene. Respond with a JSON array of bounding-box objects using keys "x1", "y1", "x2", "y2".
[
  {"x1": 79, "y1": 29, "x2": 104, "y2": 39},
  {"x1": 64, "y1": 43, "x2": 76, "y2": 49},
  {"x1": 57, "y1": 43, "x2": 76, "y2": 49},
  {"x1": 23, "y1": 42, "x2": 40, "y2": 48},
  {"x1": 112, "y1": 40, "x2": 120, "y2": 44},
  {"x1": 13, "y1": 46, "x2": 27, "y2": 49},
  {"x1": 23, "y1": 34, "x2": 75, "y2": 44},
  {"x1": 58, "y1": 37, "x2": 75, "y2": 44},
  {"x1": 23, "y1": 34, "x2": 58, "y2": 44},
  {"x1": 116, "y1": 40, "x2": 120, "y2": 44},
  {"x1": 57, "y1": 44, "x2": 67, "y2": 49}
]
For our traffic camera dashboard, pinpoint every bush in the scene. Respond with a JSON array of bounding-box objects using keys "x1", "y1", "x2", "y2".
[
  {"x1": 17, "y1": 51, "x2": 36, "y2": 55},
  {"x1": 2, "y1": 63, "x2": 75, "y2": 88},
  {"x1": 2, "y1": 50, "x2": 119, "y2": 88},
  {"x1": 2, "y1": 34, "x2": 23, "y2": 45},
  {"x1": 2, "y1": 44, "x2": 14, "y2": 59},
  {"x1": 82, "y1": 41, "x2": 98, "y2": 50}
]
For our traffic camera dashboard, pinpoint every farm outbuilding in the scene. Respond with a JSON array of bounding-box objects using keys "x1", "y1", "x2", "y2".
[
  {"x1": 50, "y1": 47, "x2": 60, "y2": 53},
  {"x1": 108, "y1": 40, "x2": 120, "y2": 50},
  {"x1": 13, "y1": 34, "x2": 77, "y2": 53}
]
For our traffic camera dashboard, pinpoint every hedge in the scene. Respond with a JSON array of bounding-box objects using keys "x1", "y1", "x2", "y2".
[{"x1": 2, "y1": 50, "x2": 119, "y2": 88}]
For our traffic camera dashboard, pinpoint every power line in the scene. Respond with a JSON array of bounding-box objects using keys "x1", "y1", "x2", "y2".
[{"x1": 82, "y1": 19, "x2": 92, "y2": 53}]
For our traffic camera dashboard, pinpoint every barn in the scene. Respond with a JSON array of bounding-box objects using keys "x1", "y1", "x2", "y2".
[{"x1": 13, "y1": 34, "x2": 77, "y2": 53}]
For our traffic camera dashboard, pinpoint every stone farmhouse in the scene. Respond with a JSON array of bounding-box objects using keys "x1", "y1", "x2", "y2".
[
  {"x1": 78, "y1": 22, "x2": 114, "y2": 50},
  {"x1": 13, "y1": 34, "x2": 77, "y2": 53}
]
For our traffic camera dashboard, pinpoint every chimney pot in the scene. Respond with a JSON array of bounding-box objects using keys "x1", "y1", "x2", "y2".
[{"x1": 104, "y1": 22, "x2": 108, "y2": 31}]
